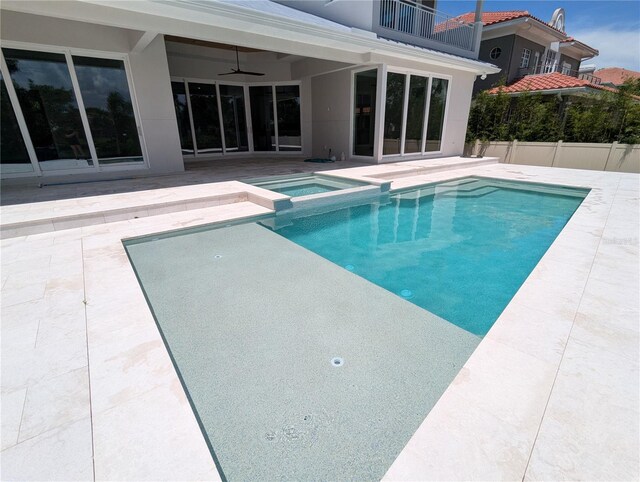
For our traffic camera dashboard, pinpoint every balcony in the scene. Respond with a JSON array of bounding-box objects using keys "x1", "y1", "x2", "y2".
[
  {"x1": 373, "y1": 0, "x2": 480, "y2": 58},
  {"x1": 516, "y1": 64, "x2": 602, "y2": 85}
]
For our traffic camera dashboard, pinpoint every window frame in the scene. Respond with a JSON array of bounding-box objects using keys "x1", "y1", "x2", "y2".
[
  {"x1": 377, "y1": 66, "x2": 452, "y2": 161},
  {"x1": 520, "y1": 48, "x2": 531, "y2": 69},
  {"x1": 0, "y1": 40, "x2": 148, "y2": 179}
]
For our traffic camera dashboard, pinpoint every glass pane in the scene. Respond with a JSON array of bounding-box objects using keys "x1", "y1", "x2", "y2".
[
  {"x1": 249, "y1": 86, "x2": 275, "y2": 152},
  {"x1": 3, "y1": 48, "x2": 93, "y2": 170},
  {"x1": 275, "y1": 85, "x2": 301, "y2": 151},
  {"x1": 73, "y1": 56, "x2": 142, "y2": 164},
  {"x1": 171, "y1": 81, "x2": 194, "y2": 155},
  {"x1": 425, "y1": 78, "x2": 448, "y2": 152},
  {"x1": 219, "y1": 84, "x2": 248, "y2": 153},
  {"x1": 188, "y1": 82, "x2": 222, "y2": 153},
  {"x1": 353, "y1": 69, "x2": 377, "y2": 157},
  {"x1": 404, "y1": 75, "x2": 427, "y2": 154},
  {"x1": 383, "y1": 72, "x2": 405, "y2": 155},
  {"x1": 1, "y1": 73, "x2": 33, "y2": 174}
]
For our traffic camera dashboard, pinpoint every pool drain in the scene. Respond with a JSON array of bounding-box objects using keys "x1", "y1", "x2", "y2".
[
  {"x1": 400, "y1": 289, "x2": 413, "y2": 298},
  {"x1": 331, "y1": 357, "x2": 344, "y2": 367},
  {"x1": 213, "y1": 254, "x2": 223, "y2": 259}
]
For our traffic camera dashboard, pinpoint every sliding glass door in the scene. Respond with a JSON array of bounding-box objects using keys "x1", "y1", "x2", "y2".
[
  {"x1": 249, "y1": 86, "x2": 275, "y2": 152},
  {"x1": 3, "y1": 48, "x2": 92, "y2": 171},
  {"x1": 219, "y1": 84, "x2": 248, "y2": 153},
  {"x1": 0, "y1": 45, "x2": 146, "y2": 177},
  {"x1": 380, "y1": 70, "x2": 449, "y2": 157},
  {"x1": 188, "y1": 82, "x2": 223, "y2": 154},
  {"x1": 353, "y1": 69, "x2": 377, "y2": 157},
  {"x1": 72, "y1": 56, "x2": 142, "y2": 164},
  {"x1": 170, "y1": 80, "x2": 301, "y2": 156},
  {"x1": 275, "y1": 85, "x2": 301, "y2": 151}
]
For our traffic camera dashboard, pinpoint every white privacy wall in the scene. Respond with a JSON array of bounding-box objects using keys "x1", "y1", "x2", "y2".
[{"x1": 0, "y1": 11, "x2": 185, "y2": 176}]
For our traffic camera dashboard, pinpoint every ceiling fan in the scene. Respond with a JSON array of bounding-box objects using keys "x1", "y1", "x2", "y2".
[{"x1": 219, "y1": 46, "x2": 265, "y2": 76}]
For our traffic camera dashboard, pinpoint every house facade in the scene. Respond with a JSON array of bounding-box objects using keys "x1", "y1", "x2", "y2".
[
  {"x1": 0, "y1": 0, "x2": 498, "y2": 184},
  {"x1": 461, "y1": 8, "x2": 598, "y2": 94}
]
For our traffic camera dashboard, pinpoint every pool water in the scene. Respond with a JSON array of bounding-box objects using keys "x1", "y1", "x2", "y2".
[
  {"x1": 248, "y1": 174, "x2": 364, "y2": 197},
  {"x1": 268, "y1": 176, "x2": 588, "y2": 336}
]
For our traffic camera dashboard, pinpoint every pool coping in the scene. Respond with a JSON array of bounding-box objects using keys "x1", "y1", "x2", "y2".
[{"x1": 0, "y1": 161, "x2": 638, "y2": 480}]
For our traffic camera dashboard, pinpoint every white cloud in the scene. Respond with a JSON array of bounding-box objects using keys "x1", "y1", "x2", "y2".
[{"x1": 569, "y1": 27, "x2": 640, "y2": 71}]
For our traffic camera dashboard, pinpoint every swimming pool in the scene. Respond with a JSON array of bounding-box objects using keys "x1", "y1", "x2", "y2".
[
  {"x1": 269, "y1": 176, "x2": 588, "y2": 336},
  {"x1": 124, "y1": 176, "x2": 587, "y2": 480},
  {"x1": 247, "y1": 173, "x2": 365, "y2": 197}
]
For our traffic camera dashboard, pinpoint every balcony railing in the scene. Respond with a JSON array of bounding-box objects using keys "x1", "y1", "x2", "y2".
[
  {"x1": 377, "y1": 0, "x2": 476, "y2": 53},
  {"x1": 517, "y1": 65, "x2": 602, "y2": 85}
]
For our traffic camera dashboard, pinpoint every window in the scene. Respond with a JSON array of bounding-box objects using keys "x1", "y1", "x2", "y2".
[
  {"x1": 219, "y1": 84, "x2": 248, "y2": 153},
  {"x1": 1, "y1": 46, "x2": 145, "y2": 176},
  {"x1": 170, "y1": 81, "x2": 194, "y2": 155},
  {"x1": 188, "y1": 82, "x2": 222, "y2": 154},
  {"x1": 533, "y1": 51, "x2": 541, "y2": 73},
  {"x1": 489, "y1": 47, "x2": 502, "y2": 60},
  {"x1": 425, "y1": 78, "x2": 448, "y2": 152},
  {"x1": 383, "y1": 72, "x2": 405, "y2": 155},
  {"x1": 377, "y1": 71, "x2": 448, "y2": 157},
  {"x1": 3, "y1": 48, "x2": 92, "y2": 171},
  {"x1": 353, "y1": 69, "x2": 377, "y2": 157},
  {"x1": 520, "y1": 48, "x2": 531, "y2": 69},
  {"x1": 249, "y1": 86, "x2": 275, "y2": 152},
  {"x1": 561, "y1": 62, "x2": 572, "y2": 75},
  {"x1": 73, "y1": 56, "x2": 142, "y2": 164},
  {"x1": 404, "y1": 75, "x2": 427, "y2": 154},
  {"x1": 275, "y1": 85, "x2": 301, "y2": 152},
  {"x1": 0, "y1": 73, "x2": 33, "y2": 174}
]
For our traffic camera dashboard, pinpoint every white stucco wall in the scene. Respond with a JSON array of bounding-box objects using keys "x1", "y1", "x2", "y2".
[
  {"x1": 1, "y1": 11, "x2": 184, "y2": 178},
  {"x1": 311, "y1": 69, "x2": 353, "y2": 160}
]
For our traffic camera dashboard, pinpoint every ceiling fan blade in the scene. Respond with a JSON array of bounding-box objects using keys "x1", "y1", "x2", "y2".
[
  {"x1": 218, "y1": 47, "x2": 266, "y2": 76},
  {"x1": 236, "y1": 70, "x2": 265, "y2": 76}
]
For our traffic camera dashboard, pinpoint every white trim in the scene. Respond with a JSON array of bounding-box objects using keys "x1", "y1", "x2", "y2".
[
  {"x1": 271, "y1": 85, "x2": 279, "y2": 151},
  {"x1": 214, "y1": 83, "x2": 226, "y2": 153},
  {"x1": 375, "y1": 64, "x2": 386, "y2": 161},
  {"x1": 183, "y1": 80, "x2": 199, "y2": 155},
  {"x1": 399, "y1": 74, "x2": 410, "y2": 156},
  {"x1": 65, "y1": 52, "x2": 100, "y2": 170},
  {"x1": 243, "y1": 84, "x2": 254, "y2": 152},
  {"x1": 420, "y1": 76, "x2": 432, "y2": 154}
]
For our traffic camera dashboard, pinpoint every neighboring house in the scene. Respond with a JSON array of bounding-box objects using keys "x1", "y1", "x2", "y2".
[
  {"x1": 594, "y1": 67, "x2": 640, "y2": 88},
  {"x1": 444, "y1": 8, "x2": 599, "y2": 94},
  {"x1": 0, "y1": 0, "x2": 498, "y2": 184}
]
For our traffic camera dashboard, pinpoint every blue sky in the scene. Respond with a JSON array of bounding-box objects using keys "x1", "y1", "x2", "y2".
[{"x1": 439, "y1": 0, "x2": 640, "y2": 70}]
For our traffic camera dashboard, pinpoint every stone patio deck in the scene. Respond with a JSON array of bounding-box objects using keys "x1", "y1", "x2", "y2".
[{"x1": 1, "y1": 158, "x2": 638, "y2": 481}]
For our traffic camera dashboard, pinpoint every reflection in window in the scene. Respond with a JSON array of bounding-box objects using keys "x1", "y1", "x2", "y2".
[
  {"x1": 276, "y1": 85, "x2": 301, "y2": 151},
  {"x1": 249, "y1": 86, "x2": 275, "y2": 151},
  {"x1": 1, "y1": 73, "x2": 33, "y2": 174},
  {"x1": 404, "y1": 75, "x2": 427, "y2": 154},
  {"x1": 383, "y1": 72, "x2": 405, "y2": 155},
  {"x1": 353, "y1": 69, "x2": 377, "y2": 156},
  {"x1": 425, "y1": 78, "x2": 448, "y2": 152},
  {"x1": 3, "y1": 48, "x2": 92, "y2": 170},
  {"x1": 188, "y1": 82, "x2": 222, "y2": 153},
  {"x1": 171, "y1": 81, "x2": 194, "y2": 154},
  {"x1": 219, "y1": 84, "x2": 248, "y2": 152},
  {"x1": 73, "y1": 56, "x2": 142, "y2": 164}
]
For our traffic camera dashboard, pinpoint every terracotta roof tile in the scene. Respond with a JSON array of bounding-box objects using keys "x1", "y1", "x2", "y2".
[
  {"x1": 486, "y1": 72, "x2": 620, "y2": 95},
  {"x1": 594, "y1": 67, "x2": 640, "y2": 86}
]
